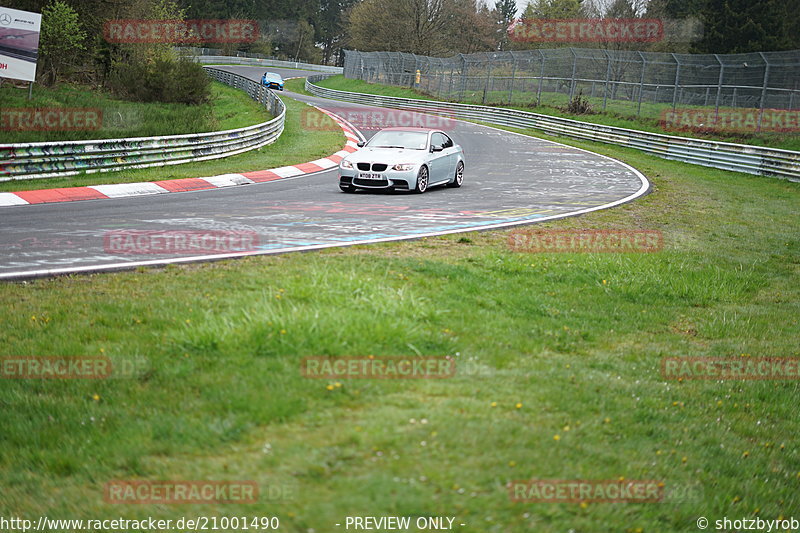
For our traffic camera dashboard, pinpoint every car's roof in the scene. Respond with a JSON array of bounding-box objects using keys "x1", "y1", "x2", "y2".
[{"x1": 377, "y1": 127, "x2": 438, "y2": 133}]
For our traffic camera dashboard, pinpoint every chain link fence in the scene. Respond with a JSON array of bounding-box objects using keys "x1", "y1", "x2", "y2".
[{"x1": 343, "y1": 48, "x2": 800, "y2": 124}]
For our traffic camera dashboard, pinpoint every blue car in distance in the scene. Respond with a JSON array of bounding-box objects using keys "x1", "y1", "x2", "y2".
[{"x1": 261, "y1": 72, "x2": 284, "y2": 90}]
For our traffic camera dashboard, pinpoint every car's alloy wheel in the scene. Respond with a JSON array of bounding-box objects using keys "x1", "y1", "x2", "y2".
[
  {"x1": 415, "y1": 166, "x2": 429, "y2": 194},
  {"x1": 448, "y1": 161, "x2": 464, "y2": 188}
]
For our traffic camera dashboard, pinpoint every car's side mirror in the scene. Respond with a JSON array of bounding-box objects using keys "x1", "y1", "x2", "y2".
[
  {"x1": 356, "y1": 141, "x2": 366, "y2": 148},
  {"x1": 431, "y1": 145, "x2": 443, "y2": 152}
]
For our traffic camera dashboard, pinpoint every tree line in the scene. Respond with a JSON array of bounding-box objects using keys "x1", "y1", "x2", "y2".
[{"x1": 3, "y1": 0, "x2": 796, "y2": 98}]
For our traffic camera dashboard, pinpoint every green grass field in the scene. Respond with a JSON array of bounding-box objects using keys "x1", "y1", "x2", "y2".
[
  {"x1": 0, "y1": 93, "x2": 344, "y2": 193},
  {"x1": 1, "y1": 106, "x2": 798, "y2": 531},
  {"x1": 312, "y1": 75, "x2": 800, "y2": 151},
  {"x1": 0, "y1": 82, "x2": 271, "y2": 143}
]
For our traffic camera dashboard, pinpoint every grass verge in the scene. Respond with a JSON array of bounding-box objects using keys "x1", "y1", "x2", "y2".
[
  {"x1": 0, "y1": 97, "x2": 343, "y2": 192},
  {"x1": 0, "y1": 123, "x2": 798, "y2": 530},
  {"x1": 0, "y1": 82, "x2": 270, "y2": 143},
  {"x1": 313, "y1": 75, "x2": 800, "y2": 151}
]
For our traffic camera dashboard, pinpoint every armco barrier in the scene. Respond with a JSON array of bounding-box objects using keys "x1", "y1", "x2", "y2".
[
  {"x1": 305, "y1": 75, "x2": 800, "y2": 181},
  {"x1": 0, "y1": 67, "x2": 284, "y2": 181},
  {"x1": 192, "y1": 55, "x2": 342, "y2": 74}
]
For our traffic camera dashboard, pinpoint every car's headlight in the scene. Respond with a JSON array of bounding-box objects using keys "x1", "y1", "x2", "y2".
[
  {"x1": 340, "y1": 160, "x2": 354, "y2": 169},
  {"x1": 392, "y1": 163, "x2": 415, "y2": 171}
]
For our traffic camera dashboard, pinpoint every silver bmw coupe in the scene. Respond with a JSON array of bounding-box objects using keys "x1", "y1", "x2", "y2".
[{"x1": 338, "y1": 127, "x2": 465, "y2": 193}]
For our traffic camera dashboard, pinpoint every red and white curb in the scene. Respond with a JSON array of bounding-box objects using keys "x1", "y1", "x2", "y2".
[{"x1": 0, "y1": 107, "x2": 364, "y2": 208}]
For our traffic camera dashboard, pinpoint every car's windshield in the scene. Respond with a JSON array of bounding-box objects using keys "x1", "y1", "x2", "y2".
[
  {"x1": 367, "y1": 131, "x2": 428, "y2": 150},
  {"x1": 266, "y1": 73, "x2": 281, "y2": 80}
]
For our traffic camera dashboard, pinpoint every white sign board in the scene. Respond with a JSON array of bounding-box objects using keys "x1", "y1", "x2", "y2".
[{"x1": 0, "y1": 7, "x2": 42, "y2": 82}]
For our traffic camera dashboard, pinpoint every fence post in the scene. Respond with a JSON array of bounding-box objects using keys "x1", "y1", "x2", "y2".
[
  {"x1": 671, "y1": 53, "x2": 681, "y2": 110},
  {"x1": 603, "y1": 49, "x2": 612, "y2": 111},
  {"x1": 569, "y1": 48, "x2": 578, "y2": 101},
  {"x1": 713, "y1": 54, "x2": 724, "y2": 123},
  {"x1": 508, "y1": 51, "x2": 517, "y2": 105},
  {"x1": 448, "y1": 59, "x2": 456, "y2": 100},
  {"x1": 537, "y1": 50, "x2": 545, "y2": 106},
  {"x1": 437, "y1": 58, "x2": 445, "y2": 99},
  {"x1": 636, "y1": 51, "x2": 647, "y2": 116},
  {"x1": 459, "y1": 54, "x2": 467, "y2": 102},
  {"x1": 757, "y1": 52, "x2": 770, "y2": 133},
  {"x1": 482, "y1": 53, "x2": 493, "y2": 104}
]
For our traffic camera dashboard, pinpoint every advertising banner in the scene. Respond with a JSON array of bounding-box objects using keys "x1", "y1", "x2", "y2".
[{"x1": 0, "y1": 7, "x2": 42, "y2": 82}]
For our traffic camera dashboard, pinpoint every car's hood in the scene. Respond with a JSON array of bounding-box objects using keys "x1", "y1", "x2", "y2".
[{"x1": 343, "y1": 147, "x2": 429, "y2": 165}]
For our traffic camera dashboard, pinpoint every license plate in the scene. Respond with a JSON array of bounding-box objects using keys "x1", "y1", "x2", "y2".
[{"x1": 359, "y1": 173, "x2": 384, "y2": 180}]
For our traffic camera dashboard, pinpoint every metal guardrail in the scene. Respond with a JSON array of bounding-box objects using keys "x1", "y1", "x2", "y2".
[
  {"x1": 193, "y1": 55, "x2": 343, "y2": 74},
  {"x1": 306, "y1": 75, "x2": 800, "y2": 181},
  {"x1": 0, "y1": 67, "x2": 285, "y2": 182}
]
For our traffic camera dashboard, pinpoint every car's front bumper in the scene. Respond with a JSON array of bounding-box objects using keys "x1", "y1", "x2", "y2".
[
  {"x1": 338, "y1": 168, "x2": 417, "y2": 190},
  {"x1": 266, "y1": 83, "x2": 283, "y2": 90}
]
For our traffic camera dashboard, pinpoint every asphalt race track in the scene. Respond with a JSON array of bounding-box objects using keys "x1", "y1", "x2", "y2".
[{"x1": 0, "y1": 66, "x2": 649, "y2": 280}]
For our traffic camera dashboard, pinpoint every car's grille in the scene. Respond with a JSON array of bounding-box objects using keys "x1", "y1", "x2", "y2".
[
  {"x1": 356, "y1": 163, "x2": 389, "y2": 172},
  {"x1": 353, "y1": 178, "x2": 390, "y2": 187}
]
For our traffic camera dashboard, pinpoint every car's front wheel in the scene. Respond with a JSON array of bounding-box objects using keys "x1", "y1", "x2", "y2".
[
  {"x1": 414, "y1": 166, "x2": 429, "y2": 194},
  {"x1": 448, "y1": 160, "x2": 464, "y2": 188}
]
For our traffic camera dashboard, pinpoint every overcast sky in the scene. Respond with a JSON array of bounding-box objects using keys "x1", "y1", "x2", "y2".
[{"x1": 492, "y1": 0, "x2": 650, "y2": 17}]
